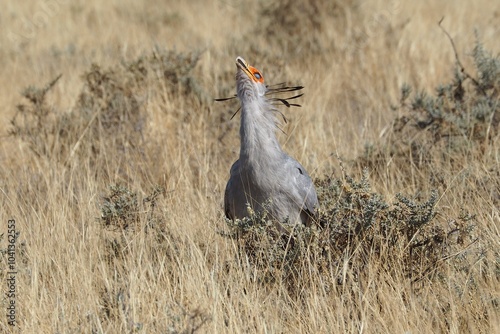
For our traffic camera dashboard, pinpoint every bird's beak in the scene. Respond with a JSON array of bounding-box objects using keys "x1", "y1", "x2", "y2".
[
  {"x1": 236, "y1": 56, "x2": 252, "y2": 78},
  {"x1": 236, "y1": 56, "x2": 263, "y2": 83}
]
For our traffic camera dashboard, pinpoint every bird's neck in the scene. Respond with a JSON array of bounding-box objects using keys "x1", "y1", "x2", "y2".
[{"x1": 239, "y1": 101, "x2": 282, "y2": 166}]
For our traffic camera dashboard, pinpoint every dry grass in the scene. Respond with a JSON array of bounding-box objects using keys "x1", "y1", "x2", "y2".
[{"x1": 1, "y1": 0, "x2": 499, "y2": 333}]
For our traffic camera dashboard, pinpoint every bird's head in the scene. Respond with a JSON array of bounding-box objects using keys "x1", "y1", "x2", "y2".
[{"x1": 236, "y1": 56, "x2": 267, "y2": 102}]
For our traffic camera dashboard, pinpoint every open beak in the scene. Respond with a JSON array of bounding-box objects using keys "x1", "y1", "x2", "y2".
[{"x1": 236, "y1": 56, "x2": 252, "y2": 78}]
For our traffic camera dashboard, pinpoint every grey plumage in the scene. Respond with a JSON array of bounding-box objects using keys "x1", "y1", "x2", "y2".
[{"x1": 224, "y1": 57, "x2": 318, "y2": 225}]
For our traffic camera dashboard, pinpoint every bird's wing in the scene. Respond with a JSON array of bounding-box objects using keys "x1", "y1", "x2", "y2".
[
  {"x1": 285, "y1": 157, "x2": 318, "y2": 216},
  {"x1": 224, "y1": 159, "x2": 240, "y2": 220},
  {"x1": 224, "y1": 182, "x2": 233, "y2": 220}
]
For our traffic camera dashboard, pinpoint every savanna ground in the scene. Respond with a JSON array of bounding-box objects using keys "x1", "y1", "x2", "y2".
[{"x1": 0, "y1": 0, "x2": 499, "y2": 333}]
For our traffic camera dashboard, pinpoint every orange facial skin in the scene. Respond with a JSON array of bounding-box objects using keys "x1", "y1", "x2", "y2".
[{"x1": 248, "y1": 65, "x2": 264, "y2": 84}]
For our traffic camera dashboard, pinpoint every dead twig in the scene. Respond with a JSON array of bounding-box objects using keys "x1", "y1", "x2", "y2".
[{"x1": 438, "y1": 17, "x2": 485, "y2": 94}]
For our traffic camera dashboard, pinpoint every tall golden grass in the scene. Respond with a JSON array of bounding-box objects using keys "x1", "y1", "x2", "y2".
[{"x1": 1, "y1": 0, "x2": 499, "y2": 332}]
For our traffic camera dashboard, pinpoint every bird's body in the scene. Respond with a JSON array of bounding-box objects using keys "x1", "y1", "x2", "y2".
[{"x1": 224, "y1": 57, "x2": 318, "y2": 225}]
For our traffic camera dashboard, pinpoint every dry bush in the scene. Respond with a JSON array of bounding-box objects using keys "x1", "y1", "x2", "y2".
[
  {"x1": 10, "y1": 49, "x2": 204, "y2": 180},
  {"x1": 357, "y1": 39, "x2": 500, "y2": 204},
  {"x1": 9, "y1": 75, "x2": 63, "y2": 159}
]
